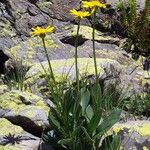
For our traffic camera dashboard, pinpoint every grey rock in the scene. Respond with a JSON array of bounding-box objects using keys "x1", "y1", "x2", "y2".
[
  {"x1": 0, "y1": 90, "x2": 50, "y2": 137},
  {"x1": 0, "y1": 118, "x2": 53, "y2": 150},
  {"x1": 113, "y1": 121, "x2": 150, "y2": 150}
]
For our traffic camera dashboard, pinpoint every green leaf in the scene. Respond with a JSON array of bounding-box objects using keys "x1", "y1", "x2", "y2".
[
  {"x1": 86, "y1": 105, "x2": 94, "y2": 122},
  {"x1": 48, "y1": 108, "x2": 61, "y2": 129},
  {"x1": 94, "y1": 109, "x2": 121, "y2": 139},
  {"x1": 42, "y1": 130, "x2": 61, "y2": 147},
  {"x1": 48, "y1": 114, "x2": 60, "y2": 129},
  {"x1": 90, "y1": 83, "x2": 102, "y2": 109},
  {"x1": 74, "y1": 104, "x2": 82, "y2": 121},
  {"x1": 58, "y1": 138, "x2": 72, "y2": 145},
  {"x1": 81, "y1": 126, "x2": 93, "y2": 143},
  {"x1": 99, "y1": 134, "x2": 113, "y2": 150},
  {"x1": 80, "y1": 87, "x2": 90, "y2": 114},
  {"x1": 87, "y1": 109, "x2": 102, "y2": 133},
  {"x1": 99, "y1": 134, "x2": 121, "y2": 150},
  {"x1": 111, "y1": 135, "x2": 121, "y2": 150},
  {"x1": 63, "y1": 88, "x2": 75, "y2": 116},
  {"x1": 72, "y1": 124, "x2": 82, "y2": 137}
]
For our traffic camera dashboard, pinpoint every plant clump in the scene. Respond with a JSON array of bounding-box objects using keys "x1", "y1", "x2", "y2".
[
  {"x1": 29, "y1": 1, "x2": 122, "y2": 149},
  {"x1": 117, "y1": 0, "x2": 150, "y2": 70}
]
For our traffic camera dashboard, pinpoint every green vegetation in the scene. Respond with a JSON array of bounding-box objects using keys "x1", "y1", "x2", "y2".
[
  {"x1": 30, "y1": 1, "x2": 122, "y2": 149},
  {"x1": 43, "y1": 77, "x2": 121, "y2": 150},
  {"x1": 117, "y1": 0, "x2": 150, "y2": 64},
  {"x1": 2, "y1": 58, "x2": 28, "y2": 91},
  {"x1": 122, "y1": 93, "x2": 150, "y2": 117},
  {"x1": 29, "y1": 0, "x2": 150, "y2": 149},
  {"x1": 0, "y1": 0, "x2": 149, "y2": 149}
]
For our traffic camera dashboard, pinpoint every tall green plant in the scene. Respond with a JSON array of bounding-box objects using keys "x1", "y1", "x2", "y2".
[
  {"x1": 30, "y1": 2, "x2": 121, "y2": 150},
  {"x1": 44, "y1": 82, "x2": 121, "y2": 150}
]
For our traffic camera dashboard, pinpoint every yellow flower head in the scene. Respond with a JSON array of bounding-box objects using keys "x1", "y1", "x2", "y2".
[
  {"x1": 70, "y1": 9, "x2": 90, "y2": 19},
  {"x1": 82, "y1": 0, "x2": 106, "y2": 11},
  {"x1": 30, "y1": 26, "x2": 54, "y2": 38}
]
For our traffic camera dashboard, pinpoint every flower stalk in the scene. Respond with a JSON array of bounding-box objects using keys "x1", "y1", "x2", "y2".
[
  {"x1": 75, "y1": 20, "x2": 81, "y2": 93},
  {"x1": 70, "y1": 8, "x2": 90, "y2": 137},
  {"x1": 92, "y1": 11, "x2": 98, "y2": 83},
  {"x1": 69, "y1": 8, "x2": 90, "y2": 94},
  {"x1": 91, "y1": 10, "x2": 100, "y2": 109},
  {"x1": 73, "y1": 20, "x2": 81, "y2": 133},
  {"x1": 41, "y1": 37, "x2": 55, "y2": 83},
  {"x1": 82, "y1": 0, "x2": 106, "y2": 108},
  {"x1": 30, "y1": 26, "x2": 56, "y2": 85}
]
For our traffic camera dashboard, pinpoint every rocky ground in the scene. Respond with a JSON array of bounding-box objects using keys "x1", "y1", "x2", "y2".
[{"x1": 0, "y1": 0, "x2": 149, "y2": 150}]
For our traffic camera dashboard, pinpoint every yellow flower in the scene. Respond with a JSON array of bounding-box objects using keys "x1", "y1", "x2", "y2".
[
  {"x1": 70, "y1": 9, "x2": 90, "y2": 19},
  {"x1": 82, "y1": 0, "x2": 106, "y2": 10},
  {"x1": 30, "y1": 26, "x2": 54, "y2": 38}
]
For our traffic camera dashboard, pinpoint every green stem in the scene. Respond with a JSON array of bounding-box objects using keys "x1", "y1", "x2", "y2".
[
  {"x1": 42, "y1": 37, "x2": 55, "y2": 82},
  {"x1": 73, "y1": 20, "x2": 81, "y2": 139},
  {"x1": 75, "y1": 20, "x2": 81, "y2": 93},
  {"x1": 92, "y1": 142, "x2": 96, "y2": 150},
  {"x1": 42, "y1": 37, "x2": 60, "y2": 101},
  {"x1": 92, "y1": 11, "x2": 99, "y2": 109},
  {"x1": 92, "y1": 11, "x2": 98, "y2": 82},
  {"x1": 41, "y1": 37, "x2": 63, "y2": 113}
]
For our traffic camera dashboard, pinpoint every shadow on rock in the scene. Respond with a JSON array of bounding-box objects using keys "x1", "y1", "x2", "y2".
[
  {"x1": 0, "y1": 133, "x2": 22, "y2": 146},
  {"x1": 0, "y1": 50, "x2": 9, "y2": 74},
  {"x1": 60, "y1": 35, "x2": 87, "y2": 47}
]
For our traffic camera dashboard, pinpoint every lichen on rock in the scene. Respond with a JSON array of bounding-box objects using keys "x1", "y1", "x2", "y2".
[
  {"x1": 111, "y1": 121, "x2": 150, "y2": 150},
  {"x1": 71, "y1": 25, "x2": 120, "y2": 44},
  {"x1": 25, "y1": 57, "x2": 121, "y2": 89},
  {"x1": 6, "y1": 35, "x2": 58, "y2": 66},
  {"x1": 0, "y1": 118, "x2": 23, "y2": 136},
  {"x1": 0, "y1": 90, "x2": 49, "y2": 128}
]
